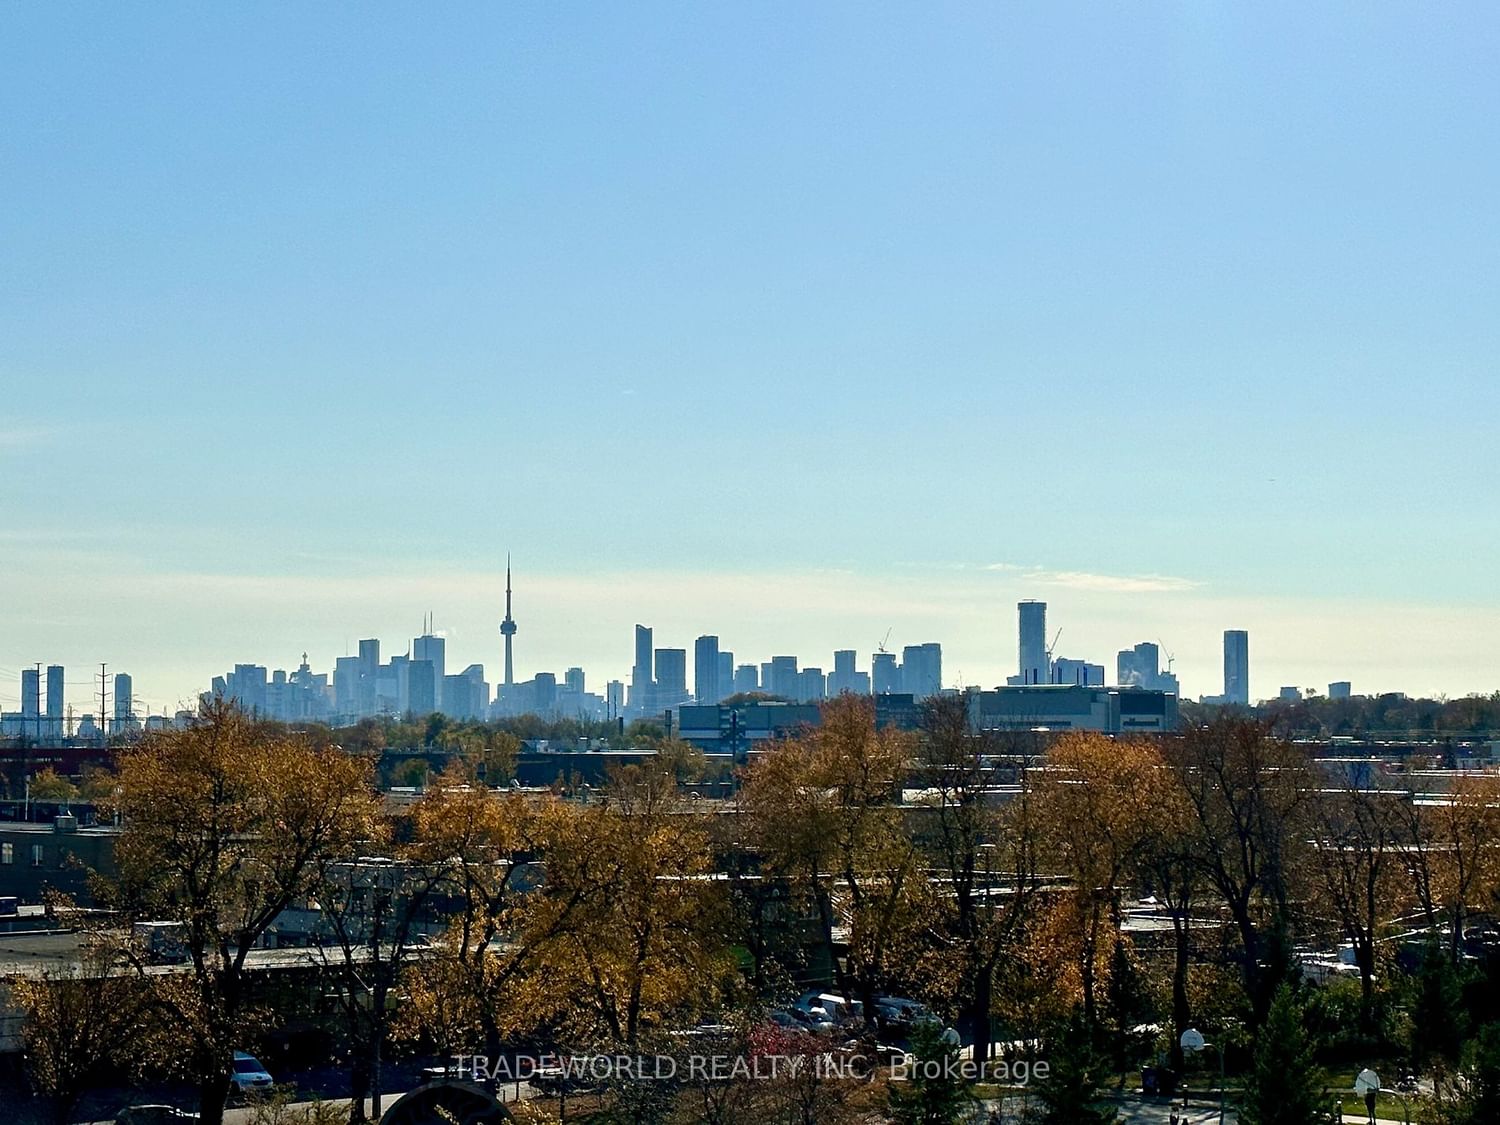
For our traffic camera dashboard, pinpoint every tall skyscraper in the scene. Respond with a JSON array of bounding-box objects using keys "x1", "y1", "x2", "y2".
[
  {"x1": 872, "y1": 651, "x2": 900, "y2": 695},
  {"x1": 413, "y1": 631, "x2": 446, "y2": 712},
  {"x1": 408, "y1": 659, "x2": 436, "y2": 716},
  {"x1": 1018, "y1": 601, "x2": 1049, "y2": 685},
  {"x1": 733, "y1": 665, "x2": 759, "y2": 694},
  {"x1": 655, "y1": 648, "x2": 688, "y2": 708},
  {"x1": 113, "y1": 672, "x2": 133, "y2": 725},
  {"x1": 901, "y1": 643, "x2": 942, "y2": 699},
  {"x1": 767, "y1": 656, "x2": 799, "y2": 699},
  {"x1": 798, "y1": 667, "x2": 826, "y2": 702},
  {"x1": 46, "y1": 664, "x2": 64, "y2": 720},
  {"x1": 829, "y1": 649, "x2": 871, "y2": 695},
  {"x1": 717, "y1": 652, "x2": 734, "y2": 700},
  {"x1": 1224, "y1": 629, "x2": 1250, "y2": 705},
  {"x1": 565, "y1": 666, "x2": 585, "y2": 694},
  {"x1": 499, "y1": 555, "x2": 518, "y2": 688},
  {"x1": 1117, "y1": 642, "x2": 1160, "y2": 687},
  {"x1": 631, "y1": 625, "x2": 654, "y2": 711},
  {"x1": 20, "y1": 668, "x2": 40, "y2": 718},
  {"x1": 694, "y1": 635, "x2": 721, "y2": 704},
  {"x1": 357, "y1": 638, "x2": 380, "y2": 715},
  {"x1": 335, "y1": 655, "x2": 361, "y2": 717},
  {"x1": 1329, "y1": 681, "x2": 1352, "y2": 699}
]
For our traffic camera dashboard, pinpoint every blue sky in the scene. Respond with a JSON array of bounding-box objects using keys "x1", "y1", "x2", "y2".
[{"x1": 2, "y1": 3, "x2": 1497, "y2": 712}]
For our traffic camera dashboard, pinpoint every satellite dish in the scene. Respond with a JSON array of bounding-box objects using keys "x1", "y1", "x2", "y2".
[
  {"x1": 1179, "y1": 1028, "x2": 1206, "y2": 1052},
  {"x1": 1355, "y1": 1068, "x2": 1380, "y2": 1095}
]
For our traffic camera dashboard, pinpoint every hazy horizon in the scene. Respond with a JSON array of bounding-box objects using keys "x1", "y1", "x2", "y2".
[{"x1": 4, "y1": 4, "x2": 1497, "y2": 715}]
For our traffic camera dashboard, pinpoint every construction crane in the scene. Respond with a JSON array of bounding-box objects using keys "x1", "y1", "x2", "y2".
[
  {"x1": 877, "y1": 628, "x2": 892, "y2": 654},
  {"x1": 1158, "y1": 639, "x2": 1175, "y2": 673},
  {"x1": 1046, "y1": 629, "x2": 1062, "y2": 663}
]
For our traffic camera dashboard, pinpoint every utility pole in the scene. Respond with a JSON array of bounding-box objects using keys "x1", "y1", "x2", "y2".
[
  {"x1": 32, "y1": 663, "x2": 42, "y2": 743},
  {"x1": 97, "y1": 663, "x2": 109, "y2": 743}
]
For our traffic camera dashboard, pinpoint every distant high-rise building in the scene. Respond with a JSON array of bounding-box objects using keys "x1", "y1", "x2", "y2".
[
  {"x1": 655, "y1": 648, "x2": 688, "y2": 708},
  {"x1": 1329, "y1": 681, "x2": 1352, "y2": 699},
  {"x1": 357, "y1": 638, "x2": 380, "y2": 715},
  {"x1": 606, "y1": 679, "x2": 625, "y2": 716},
  {"x1": 20, "y1": 668, "x2": 40, "y2": 718},
  {"x1": 1117, "y1": 642, "x2": 1159, "y2": 687},
  {"x1": 335, "y1": 655, "x2": 361, "y2": 717},
  {"x1": 901, "y1": 643, "x2": 943, "y2": 699},
  {"x1": 733, "y1": 665, "x2": 759, "y2": 695},
  {"x1": 718, "y1": 652, "x2": 733, "y2": 700},
  {"x1": 499, "y1": 555, "x2": 518, "y2": 687},
  {"x1": 1052, "y1": 658, "x2": 1104, "y2": 686},
  {"x1": 1278, "y1": 686, "x2": 1300, "y2": 702},
  {"x1": 872, "y1": 651, "x2": 900, "y2": 695},
  {"x1": 798, "y1": 667, "x2": 826, "y2": 702},
  {"x1": 631, "y1": 625, "x2": 654, "y2": 711},
  {"x1": 1116, "y1": 641, "x2": 1179, "y2": 695},
  {"x1": 694, "y1": 635, "x2": 721, "y2": 704},
  {"x1": 413, "y1": 631, "x2": 446, "y2": 712},
  {"x1": 829, "y1": 649, "x2": 870, "y2": 696},
  {"x1": 229, "y1": 664, "x2": 269, "y2": 714},
  {"x1": 46, "y1": 665, "x2": 64, "y2": 721},
  {"x1": 1018, "y1": 601, "x2": 1049, "y2": 686},
  {"x1": 1223, "y1": 630, "x2": 1250, "y2": 705},
  {"x1": 565, "y1": 667, "x2": 585, "y2": 695},
  {"x1": 408, "y1": 659, "x2": 436, "y2": 716},
  {"x1": 113, "y1": 672, "x2": 134, "y2": 726},
  {"x1": 767, "y1": 656, "x2": 799, "y2": 699}
]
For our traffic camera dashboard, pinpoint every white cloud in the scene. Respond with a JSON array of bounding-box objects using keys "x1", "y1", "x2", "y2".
[{"x1": 984, "y1": 563, "x2": 1201, "y2": 593}]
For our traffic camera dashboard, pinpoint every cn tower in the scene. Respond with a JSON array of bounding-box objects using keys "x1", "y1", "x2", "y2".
[{"x1": 500, "y1": 554, "x2": 517, "y2": 687}]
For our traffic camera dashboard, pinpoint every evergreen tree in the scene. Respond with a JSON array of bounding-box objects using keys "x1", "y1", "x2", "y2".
[
  {"x1": 1240, "y1": 984, "x2": 1335, "y2": 1125},
  {"x1": 1433, "y1": 1021, "x2": 1500, "y2": 1125},
  {"x1": 1032, "y1": 1011, "x2": 1118, "y2": 1124},
  {"x1": 1101, "y1": 939, "x2": 1154, "y2": 1084},
  {"x1": 1412, "y1": 939, "x2": 1467, "y2": 1068},
  {"x1": 889, "y1": 1021, "x2": 974, "y2": 1125}
]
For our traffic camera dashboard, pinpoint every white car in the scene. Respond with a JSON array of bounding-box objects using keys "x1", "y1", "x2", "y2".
[{"x1": 229, "y1": 1051, "x2": 273, "y2": 1096}]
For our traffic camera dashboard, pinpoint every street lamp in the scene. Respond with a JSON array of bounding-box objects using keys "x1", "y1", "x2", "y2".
[{"x1": 1180, "y1": 1028, "x2": 1225, "y2": 1125}]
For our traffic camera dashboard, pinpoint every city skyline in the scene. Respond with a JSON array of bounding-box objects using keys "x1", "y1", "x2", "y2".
[{"x1": 4, "y1": 559, "x2": 1492, "y2": 719}]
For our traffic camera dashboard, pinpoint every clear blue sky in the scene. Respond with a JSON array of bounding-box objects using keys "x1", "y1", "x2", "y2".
[{"x1": 2, "y1": 3, "x2": 1497, "y2": 712}]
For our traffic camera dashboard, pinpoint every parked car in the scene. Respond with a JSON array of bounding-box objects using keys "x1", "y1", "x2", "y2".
[
  {"x1": 793, "y1": 991, "x2": 864, "y2": 1024},
  {"x1": 115, "y1": 1108, "x2": 200, "y2": 1125},
  {"x1": 228, "y1": 1050, "x2": 274, "y2": 1096},
  {"x1": 527, "y1": 1063, "x2": 601, "y2": 1096},
  {"x1": 874, "y1": 996, "x2": 935, "y2": 1033},
  {"x1": 133, "y1": 921, "x2": 189, "y2": 965}
]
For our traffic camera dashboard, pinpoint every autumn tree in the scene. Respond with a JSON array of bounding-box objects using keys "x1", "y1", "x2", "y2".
[
  {"x1": 909, "y1": 694, "x2": 1044, "y2": 1060},
  {"x1": 1133, "y1": 747, "x2": 1205, "y2": 1062},
  {"x1": 9, "y1": 945, "x2": 151, "y2": 1124},
  {"x1": 1034, "y1": 733, "x2": 1159, "y2": 1030},
  {"x1": 743, "y1": 695, "x2": 921, "y2": 1027},
  {"x1": 105, "y1": 699, "x2": 380, "y2": 1125},
  {"x1": 28, "y1": 767, "x2": 78, "y2": 803},
  {"x1": 310, "y1": 805, "x2": 450, "y2": 1123},
  {"x1": 1425, "y1": 774, "x2": 1500, "y2": 963},
  {"x1": 1161, "y1": 717, "x2": 1316, "y2": 1023},
  {"x1": 395, "y1": 767, "x2": 605, "y2": 1062},
  {"x1": 542, "y1": 759, "x2": 737, "y2": 1047},
  {"x1": 1308, "y1": 768, "x2": 1412, "y2": 1022}
]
